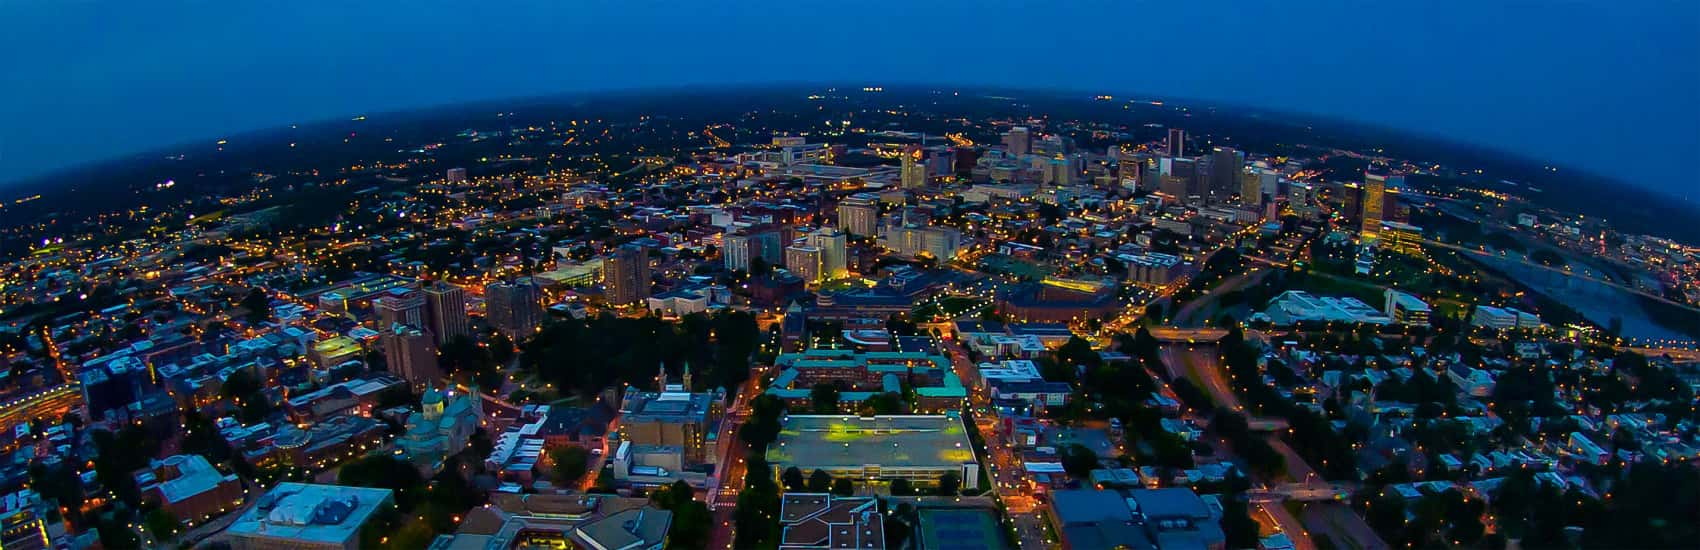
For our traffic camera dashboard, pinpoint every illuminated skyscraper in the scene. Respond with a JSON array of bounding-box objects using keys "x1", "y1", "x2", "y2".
[
  {"x1": 1362, "y1": 172, "x2": 1387, "y2": 239},
  {"x1": 901, "y1": 145, "x2": 926, "y2": 189},
  {"x1": 1241, "y1": 170, "x2": 1264, "y2": 208}
]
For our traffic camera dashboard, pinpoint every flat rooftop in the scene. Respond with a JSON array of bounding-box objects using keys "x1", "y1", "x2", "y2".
[
  {"x1": 147, "y1": 455, "x2": 236, "y2": 504},
  {"x1": 227, "y1": 482, "x2": 394, "y2": 545},
  {"x1": 619, "y1": 388, "x2": 718, "y2": 424},
  {"x1": 766, "y1": 414, "x2": 976, "y2": 470},
  {"x1": 917, "y1": 508, "x2": 1009, "y2": 550}
]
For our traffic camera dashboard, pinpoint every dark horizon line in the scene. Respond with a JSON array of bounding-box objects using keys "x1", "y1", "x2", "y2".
[{"x1": 1, "y1": 80, "x2": 1690, "y2": 206}]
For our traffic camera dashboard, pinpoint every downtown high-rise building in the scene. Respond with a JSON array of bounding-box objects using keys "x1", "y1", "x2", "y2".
[
  {"x1": 486, "y1": 277, "x2": 544, "y2": 337},
  {"x1": 836, "y1": 195, "x2": 880, "y2": 237},
  {"x1": 1158, "y1": 157, "x2": 1200, "y2": 202},
  {"x1": 1209, "y1": 146, "x2": 1245, "y2": 201},
  {"x1": 1116, "y1": 148, "x2": 1145, "y2": 188},
  {"x1": 1362, "y1": 172, "x2": 1387, "y2": 240},
  {"x1": 901, "y1": 145, "x2": 927, "y2": 189},
  {"x1": 604, "y1": 244, "x2": 651, "y2": 305},
  {"x1": 381, "y1": 323, "x2": 440, "y2": 391},
  {"x1": 1166, "y1": 128, "x2": 1187, "y2": 157},
  {"x1": 423, "y1": 280, "x2": 469, "y2": 345},
  {"x1": 1240, "y1": 170, "x2": 1265, "y2": 208},
  {"x1": 1003, "y1": 126, "x2": 1031, "y2": 156}
]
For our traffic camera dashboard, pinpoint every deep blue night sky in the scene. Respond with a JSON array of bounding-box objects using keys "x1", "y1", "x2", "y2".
[{"x1": 2, "y1": 1, "x2": 1696, "y2": 200}]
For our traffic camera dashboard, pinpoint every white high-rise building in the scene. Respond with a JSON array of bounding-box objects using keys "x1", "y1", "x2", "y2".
[
  {"x1": 724, "y1": 233, "x2": 753, "y2": 272},
  {"x1": 807, "y1": 228, "x2": 848, "y2": 280}
]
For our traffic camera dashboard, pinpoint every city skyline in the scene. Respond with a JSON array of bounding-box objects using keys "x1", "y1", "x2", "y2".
[{"x1": 2, "y1": 2, "x2": 1696, "y2": 201}]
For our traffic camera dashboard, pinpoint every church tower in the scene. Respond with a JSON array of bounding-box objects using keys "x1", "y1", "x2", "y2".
[{"x1": 422, "y1": 382, "x2": 445, "y2": 421}]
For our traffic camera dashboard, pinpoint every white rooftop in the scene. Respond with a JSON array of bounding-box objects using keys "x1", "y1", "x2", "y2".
[{"x1": 228, "y1": 483, "x2": 393, "y2": 546}]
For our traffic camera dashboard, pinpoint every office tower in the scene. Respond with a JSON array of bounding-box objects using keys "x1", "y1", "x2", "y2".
[
  {"x1": 375, "y1": 288, "x2": 427, "y2": 333},
  {"x1": 1045, "y1": 155, "x2": 1075, "y2": 185},
  {"x1": 1340, "y1": 183, "x2": 1364, "y2": 223},
  {"x1": 901, "y1": 145, "x2": 926, "y2": 189},
  {"x1": 836, "y1": 196, "x2": 880, "y2": 237},
  {"x1": 486, "y1": 278, "x2": 544, "y2": 337},
  {"x1": 723, "y1": 233, "x2": 753, "y2": 272},
  {"x1": 1209, "y1": 146, "x2": 1245, "y2": 200},
  {"x1": 1003, "y1": 127, "x2": 1031, "y2": 156},
  {"x1": 1288, "y1": 181, "x2": 1312, "y2": 207},
  {"x1": 925, "y1": 148, "x2": 954, "y2": 178},
  {"x1": 1259, "y1": 169, "x2": 1281, "y2": 199},
  {"x1": 1117, "y1": 149, "x2": 1144, "y2": 188},
  {"x1": 423, "y1": 280, "x2": 469, "y2": 345},
  {"x1": 807, "y1": 228, "x2": 848, "y2": 281},
  {"x1": 1166, "y1": 128, "x2": 1186, "y2": 157},
  {"x1": 1362, "y1": 173, "x2": 1387, "y2": 239},
  {"x1": 381, "y1": 324, "x2": 440, "y2": 390},
  {"x1": 1159, "y1": 157, "x2": 1199, "y2": 202},
  {"x1": 952, "y1": 146, "x2": 978, "y2": 174},
  {"x1": 446, "y1": 167, "x2": 468, "y2": 183},
  {"x1": 1241, "y1": 170, "x2": 1264, "y2": 208},
  {"x1": 785, "y1": 245, "x2": 823, "y2": 284},
  {"x1": 604, "y1": 244, "x2": 651, "y2": 305}
]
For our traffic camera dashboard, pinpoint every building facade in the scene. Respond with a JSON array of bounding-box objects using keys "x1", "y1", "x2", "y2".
[{"x1": 604, "y1": 245, "x2": 651, "y2": 306}]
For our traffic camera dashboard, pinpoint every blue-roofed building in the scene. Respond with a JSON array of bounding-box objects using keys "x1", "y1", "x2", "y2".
[{"x1": 1047, "y1": 487, "x2": 1225, "y2": 550}]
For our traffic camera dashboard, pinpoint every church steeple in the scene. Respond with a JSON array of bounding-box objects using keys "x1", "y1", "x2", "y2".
[
  {"x1": 682, "y1": 361, "x2": 692, "y2": 391},
  {"x1": 657, "y1": 361, "x2": 668, "y2": 391}
]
